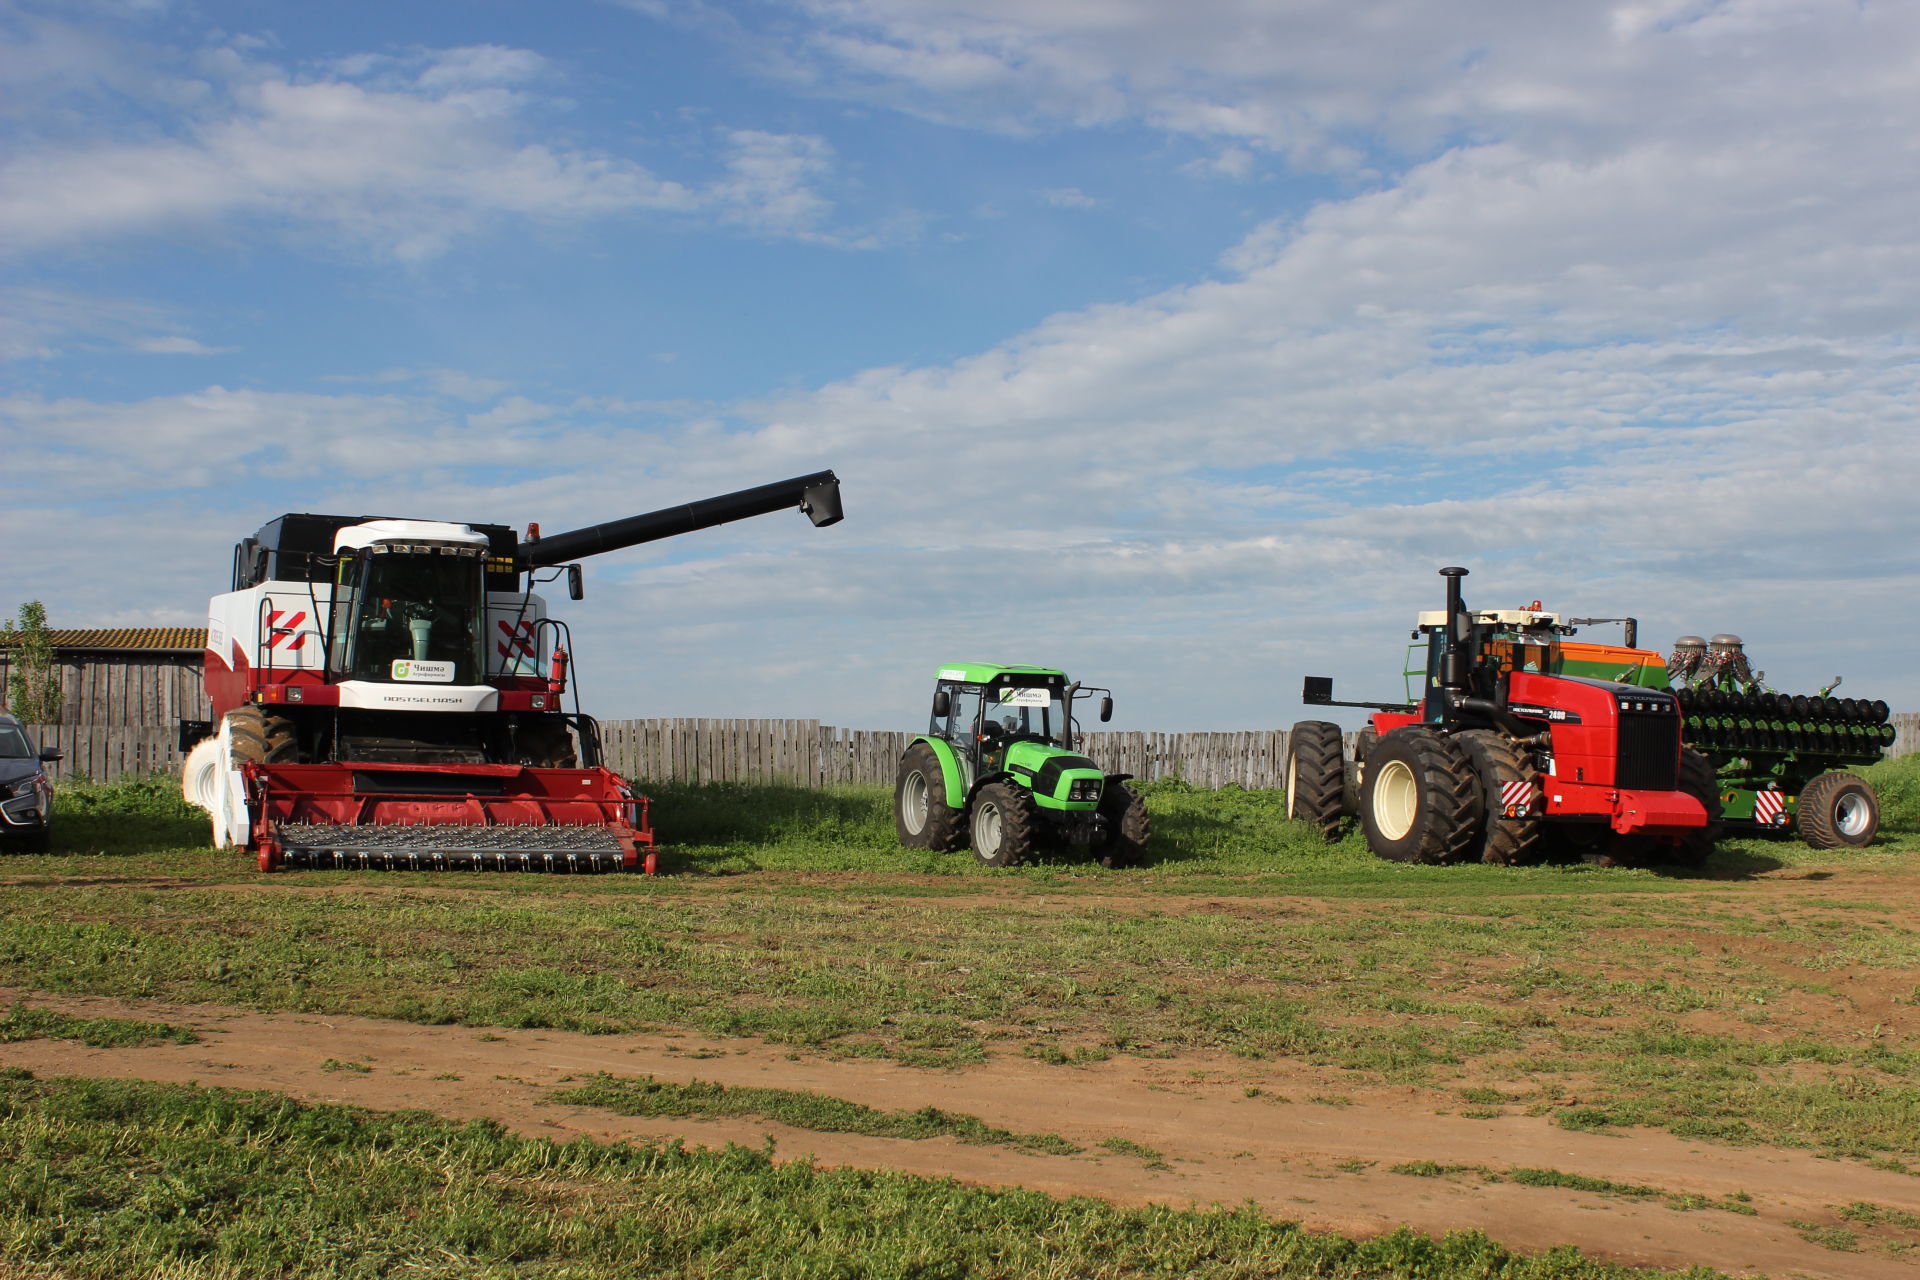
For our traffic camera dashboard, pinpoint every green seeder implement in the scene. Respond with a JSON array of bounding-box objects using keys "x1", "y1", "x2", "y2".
[{"x1": 894, "y1": 663, "x2": 1149, "y2": 867}]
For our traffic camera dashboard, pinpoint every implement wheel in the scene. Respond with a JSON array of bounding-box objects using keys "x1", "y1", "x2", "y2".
[
  {"x1": 1095, "y1": 782, "x2": 1151, "y2": 868},
  {"x1": 1797, "y1": 771, "x2": 1880, "y2": 849},
  {"x1": 1358, "y1": 728, "x2": 1482, "y2": 864},
  {"x1": 969, "y1": 781, "x2": 1038, "y2": 868},
  {"x1": 1285, "y1": 720, "x2": 1347, "y2": 840},
  {"x1": 895, "y1": 743, "x2": 965, "y2": 852},
  {"x1": 1453, "y1": 729, "x2": 1543, "y2": 866}
]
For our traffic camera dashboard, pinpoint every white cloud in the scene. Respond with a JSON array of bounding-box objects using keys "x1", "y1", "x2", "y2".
[
  {"x1": 0, "y1": 30, "x2": 857, "y2": 259},
  {"x1": 1039, "y1": 186, "x2": 1099, "y2": 208},
  {"x1": 129, "y1": 335, "x2": 235, "y2": 355}
]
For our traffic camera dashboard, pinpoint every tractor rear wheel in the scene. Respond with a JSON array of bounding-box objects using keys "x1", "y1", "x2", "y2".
[
  {"x1": 1797, "y1": 771, "x2": 1880, "y2": 849},
  {"x1": 1671, "y1": 747, "x2": 1726, "y2": 865},
  {"x1": 1095, "y1": 782, "x2": 1150, "y2": 868},
  {"x1": 895, "y1": 744, "x2": 965, "y2": 852},
  {"x1": 1453, "y1": 729, "x2": 1543, "y2": 866},
  {"x1": 226, "y1": 705, "x2": 299, "y2": 767},
  {"x1": 969, "y1": 781, "x2": 1038, "y2": 867},
  {"x1": 1357, "y1": 728, "x2": 1482, "y2": 864},
  {"x1": 1285, "y1": 720, "x2": 1347, "y2": 841}
]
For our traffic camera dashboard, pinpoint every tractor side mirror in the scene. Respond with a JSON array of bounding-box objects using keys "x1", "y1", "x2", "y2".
[
  {"x1": 567, "y1": 565, "x2": 584, "y2": 601},
  {"x1": 1099, "y1": 696, "x2": 1113, "y2": 723},
  {"x1": 931, "y1": 689, "x2": 951, "y2": 719}
]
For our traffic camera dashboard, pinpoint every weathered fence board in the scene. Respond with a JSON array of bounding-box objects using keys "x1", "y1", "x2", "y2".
[{"x1": 19, "y1": 713, "x2": 1920, "y2": 785}]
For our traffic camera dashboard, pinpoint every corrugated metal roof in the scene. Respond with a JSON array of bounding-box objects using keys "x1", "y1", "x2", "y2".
[{"x1": 1, "y1": 628, "x2": 207, "y2": 652}]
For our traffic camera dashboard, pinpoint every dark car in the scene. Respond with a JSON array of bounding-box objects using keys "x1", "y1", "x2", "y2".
[{"x1": 0, "y1": 713, "x2": 60, "y2": 853}]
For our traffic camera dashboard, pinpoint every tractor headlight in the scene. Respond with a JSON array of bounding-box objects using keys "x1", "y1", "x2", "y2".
[{"x1": 1068, "y1": 779, "x2": 1102, "y2": 802}]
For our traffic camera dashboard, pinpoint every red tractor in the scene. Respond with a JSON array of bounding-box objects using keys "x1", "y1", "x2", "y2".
[
  {"x1": 1291, "y1": 567, "x2": 1718, "y2": 866},
  {"x1": 179, "y1": 472, "x2": 843, "y2": 873}
]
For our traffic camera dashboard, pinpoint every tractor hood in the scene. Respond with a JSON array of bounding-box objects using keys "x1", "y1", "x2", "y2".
[{"x1": 1004, "y1": 741, "x2": 1103, "y2": 810}]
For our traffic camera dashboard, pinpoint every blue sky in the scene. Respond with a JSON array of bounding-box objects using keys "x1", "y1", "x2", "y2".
[{"x1": 5, "y1": 0, "x2": 1918, "y2": 728}]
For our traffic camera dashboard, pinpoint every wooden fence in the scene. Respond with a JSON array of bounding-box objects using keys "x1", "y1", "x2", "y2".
[{"x1": 19, "y1": 712, "x2": 1920, "y2": 787}]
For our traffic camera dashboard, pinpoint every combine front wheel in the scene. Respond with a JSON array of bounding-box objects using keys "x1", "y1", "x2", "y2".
[
  {"x1": 1797, "y1": 771, "x2": 1880, "y2": 849},
  {"x1": 1285, "y1": 720, "x2": 1347, "y2": 840},
  {"x1": 226, "y1": 705, "x2": 298, "y2": 766},
  {"x1": 1358, "y1": 729, "x2": 1482, "y2": 865},
  {"x1": 969, "y1": 782, "x2": 1038, "y2": 867}
]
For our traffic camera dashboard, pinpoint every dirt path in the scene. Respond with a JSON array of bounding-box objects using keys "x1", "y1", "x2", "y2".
[{"x1": 5, "y1": 989, "x2": 1917, "y2": 1278}]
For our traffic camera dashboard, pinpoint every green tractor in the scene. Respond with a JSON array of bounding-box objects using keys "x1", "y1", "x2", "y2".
[{"x1": 893, "y1": 663, "x2": 1150, "y2": 867}]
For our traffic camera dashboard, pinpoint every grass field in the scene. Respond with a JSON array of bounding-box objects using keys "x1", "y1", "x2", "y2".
[
  {"x1": 0, "y1": 1069, "x2": 1731, "y2": 1280},
  {"x1": 2, "y1": 754, "x2": 1917, "y2": 1277}
]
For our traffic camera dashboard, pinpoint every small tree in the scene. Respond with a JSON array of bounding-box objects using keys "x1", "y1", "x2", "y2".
[{"x1": 3, "y1": 601, "x2": 63, "y2": 725}]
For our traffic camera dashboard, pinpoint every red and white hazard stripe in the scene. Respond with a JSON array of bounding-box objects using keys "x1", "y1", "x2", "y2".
[
  {"x1": 497, "y1": 619, "x2": 536, "y2": 661},
  {"x1": 1499, "y1": 779, "x2": 1532, "y2": 817},
  {"x1": 265, "y1": 609, "x2": 308, "y2": 651},
  {"x1": 1755, "y1": 790, "x2": 1787, "y2": 826}
]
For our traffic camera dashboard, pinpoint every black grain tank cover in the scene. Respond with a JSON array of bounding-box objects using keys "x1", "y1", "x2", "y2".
[
  {"x1": 518, "y1": 470, "x2": 843, "y2": 569},
  {"x1": 236, "y1": 514, "x2": 521, "y2": 592}
]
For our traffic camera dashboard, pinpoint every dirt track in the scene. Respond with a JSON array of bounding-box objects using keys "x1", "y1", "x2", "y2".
[{"x1": 6, "y1": 986, "x2": 1919, "y2": 1278}]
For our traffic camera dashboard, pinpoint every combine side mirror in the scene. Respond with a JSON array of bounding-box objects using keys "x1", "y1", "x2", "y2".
[
  {"x1": 567, "y1": 565, "x2": 584, "y2": 601},
  {"x1": 1099, "y1": 696, "x2": 1113, "y2": 723},
  {"x1": 931, "y1": 689, "x2": 951, "y2": 718}
]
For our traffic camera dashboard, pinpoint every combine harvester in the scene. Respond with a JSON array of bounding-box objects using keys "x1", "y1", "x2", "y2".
[{"x1": 180, "y1": 472, "x2": 843, "y2": 873}]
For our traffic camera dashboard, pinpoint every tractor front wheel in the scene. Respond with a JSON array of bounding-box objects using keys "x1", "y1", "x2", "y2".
[
  {"x1": 1357, "y1": 729, "x2": 1482, "y2": 864},
  {"x1": 1797, "y1": 771, "x2": 1880, "y2": 849},
  {"x1": 969, "y1": 782, "x2": 1039, "y2": 867},
  {"x1": 1670, "y1": 747, "x2": 1726, "y2": 865},
  {"x1": 1095, "y1": 783, "x2": 1151, "y2": 868},
  {"x1": 1285, "y1": 721, "x2": 1347, "y2": 841},
  {"x1": 895, "y1": 744, "x2": 965, "y2": 852}
]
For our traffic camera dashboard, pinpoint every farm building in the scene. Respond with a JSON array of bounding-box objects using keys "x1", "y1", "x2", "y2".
[{"x1": 0, "y1": 628, "x2": 210, "y2": 726}]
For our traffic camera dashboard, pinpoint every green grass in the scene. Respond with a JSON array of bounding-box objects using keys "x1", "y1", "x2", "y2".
[
  {"x1": 0, "y1": 1003, "x2": 198, "y2": 1047},
  {"x1": 550, "y1": 1072, "x2": 1080, "y2": 1155},
  {"x1": 0, "y1": 1070, "x2": 1730, "y2": 1280},
  {"x1": 8, "y1": 772, "x2": 1920, "y2": 1166}
]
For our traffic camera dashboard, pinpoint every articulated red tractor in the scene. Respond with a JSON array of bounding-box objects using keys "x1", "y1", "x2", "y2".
[
  {"x1": 1291, "y1": 567, "x2": 1718, "y2": 867},
  {"x1": 179, "y1": 472, "x2": 844, "y2": 873}
]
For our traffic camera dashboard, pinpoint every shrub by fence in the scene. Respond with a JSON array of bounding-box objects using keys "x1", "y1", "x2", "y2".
[{"x1": 21, "y1": 713, "x2": 1920, "y2": 787}]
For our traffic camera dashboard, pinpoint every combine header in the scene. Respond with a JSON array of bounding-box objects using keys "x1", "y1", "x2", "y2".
[{"x1": 180, "y1": 472, "x2": 844, "y2": 872}]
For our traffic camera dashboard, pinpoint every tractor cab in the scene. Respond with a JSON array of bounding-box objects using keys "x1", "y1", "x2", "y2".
[{"x1": 927, "y1": 663, "x2": 1109, "y2": 799}]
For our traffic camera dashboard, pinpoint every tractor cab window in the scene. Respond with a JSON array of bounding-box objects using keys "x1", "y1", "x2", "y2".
[
  {"x1": 938, "y1": 685, "x2": 983, "y2": 746},
  {"x1": 980, "y1": 685, "x2": 1065, "y2": 748},
  {"x1": 343, "y1": 550, "x2": 486, "y2": 685}
]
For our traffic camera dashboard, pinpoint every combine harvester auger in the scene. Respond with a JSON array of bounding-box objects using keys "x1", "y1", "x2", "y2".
[{"x1": 179, "y1": 472, "x2": 844, "y2": 873}]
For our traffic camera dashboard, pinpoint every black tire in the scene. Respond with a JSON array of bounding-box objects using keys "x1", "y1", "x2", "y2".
[
  {"x1": 1452, "y1": 729, "x2": 1543, "y2": 866},
  {"x1": 226, "y1": 705, "x2": 299, "y2": 766},
  {"x1": 895, "y1": 743, "x2": 965, "y2": 852},
  {"x1": 1669, "y1": 747, "x2": 1725, "y2": 865},
  {"x1": 1095, "y1": 782, "x2": 1150, "y2": 868},
  {"x1": 514, "y1": 717, "x2": 578, "y2": 767},
  {"x1": 969, "y1": 781, "x2": 1039, "y2": 867},
  {"x1": 1797, "y1": 771, "x2": 1880, "y2": 849},
  {"x1": 1285, "y1": 721, "x2": 1347, "y2": 841},
  {"x1": 1353, "y1": 726, "x2": 1379, "y2": 766},
  {"x1": 1357, "y1": 729, "x2": 1482, "y2": 864}
]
